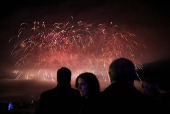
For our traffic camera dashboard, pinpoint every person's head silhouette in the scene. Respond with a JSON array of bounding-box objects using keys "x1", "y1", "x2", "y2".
[
  {"x1": 75, "y1": 72, "x2": 100, "y2": 98},
  {"x1": 109, "y1": 58, "x2": 137, "y2": 84},
  {"x1": 57, "y1": 67, "x2": 71, "y2": 84}
]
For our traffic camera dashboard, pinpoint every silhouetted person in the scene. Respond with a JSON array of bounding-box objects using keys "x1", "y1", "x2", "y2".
[
  {"x1": 141, "y1": 78, "x2": 169, "y2": 109},
  {"x1": 158, "y1": 79, "x2": 170, "y2": 111},
  {"x1": 75, "y1": 72, "x2": 100, "y2": 114},
  {"x1": 80, "y1": 58, "x2": 168, "y2": 114},
  {"x1": 142, "y1": 78, "x2": 162, "y2": 101},
  {"x1": 35, "y1": 67, "x2": 79, "y2": 114}
]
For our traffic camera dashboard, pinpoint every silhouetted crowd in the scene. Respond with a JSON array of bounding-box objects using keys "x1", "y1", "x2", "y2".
[{"x1": 35, "y1": 58, "x2": 170, "y2": 114}]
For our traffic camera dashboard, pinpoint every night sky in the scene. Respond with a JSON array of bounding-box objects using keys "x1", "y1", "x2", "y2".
[{"x1": 0, "y1": 0, "x2": 170, "y2": 102}]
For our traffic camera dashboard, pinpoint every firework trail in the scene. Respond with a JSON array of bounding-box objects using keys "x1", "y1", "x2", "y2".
[{"x1": 9, "y1": 18, "x2": 145, "y2": 81}]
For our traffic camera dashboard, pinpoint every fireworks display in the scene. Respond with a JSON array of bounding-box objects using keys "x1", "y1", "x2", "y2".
[{"x1": 9, "y1": 18, "x2": 145, "y2": 81}]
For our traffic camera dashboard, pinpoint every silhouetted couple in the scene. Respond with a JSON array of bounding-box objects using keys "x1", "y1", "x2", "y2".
[
  {"x1": 35, "y1": 67, "x2": 100, "y2": 114},
  {"x1": 35, "y1": 58, "x2": 168, "y2": 114}
]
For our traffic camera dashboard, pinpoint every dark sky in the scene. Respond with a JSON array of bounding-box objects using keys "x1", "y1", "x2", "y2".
[{"x1": 0, "y1": 0, "x2": 170, "y2": 102}]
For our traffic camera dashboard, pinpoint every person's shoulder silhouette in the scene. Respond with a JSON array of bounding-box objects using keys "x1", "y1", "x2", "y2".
[{"x1": 35, "y1": 67, "x2": 79, "y2": 114}]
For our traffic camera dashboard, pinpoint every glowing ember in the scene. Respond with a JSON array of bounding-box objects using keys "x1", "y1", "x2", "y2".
[{"x1": 20, "y1": 42, "x2": 26, "y2": 48}]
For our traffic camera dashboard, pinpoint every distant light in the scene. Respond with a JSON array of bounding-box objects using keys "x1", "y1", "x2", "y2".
[{"x1": 8, "y1": 102, "x2": 13, "y2": 110}]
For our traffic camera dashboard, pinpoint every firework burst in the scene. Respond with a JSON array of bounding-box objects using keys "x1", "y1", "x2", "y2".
[{"x1": 9, "y1": 18, "x2": 145, "y2": 81}]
